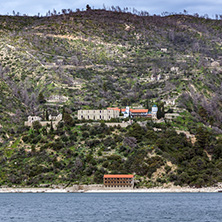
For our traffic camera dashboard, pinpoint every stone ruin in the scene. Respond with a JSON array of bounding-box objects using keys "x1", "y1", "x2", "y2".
[{"x1": 25, "y1": 114, "x2": 62, "y2": 127}]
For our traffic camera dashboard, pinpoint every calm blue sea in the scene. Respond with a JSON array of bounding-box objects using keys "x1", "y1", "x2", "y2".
[{"x1": 0, "y1": 193, "x2": 221, "y2": 222}]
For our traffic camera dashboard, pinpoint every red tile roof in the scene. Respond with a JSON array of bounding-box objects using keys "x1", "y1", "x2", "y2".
[
  {"x1": 108, "y1": 108, "x2": 148, "y2": 113},
  {"x1": 130, "y1": 109, "x2": 148, "y2": 113},
  {"x1": 104, "y1": 174, "x2": 134, "y2": 178},
  {"x1": 107, "y1": 107, "x2": 126, "y2": 112},
  {"x1": 107, "y1": 107, "x2": 119, "y2": 111}
]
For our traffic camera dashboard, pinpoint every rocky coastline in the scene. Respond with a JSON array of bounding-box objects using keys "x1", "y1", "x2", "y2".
[{"x1": 0, "y1": 185, "x2": 222, "y2": 193}]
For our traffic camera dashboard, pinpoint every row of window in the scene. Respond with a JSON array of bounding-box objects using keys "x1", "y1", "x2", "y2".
[
  {"x1": 105, "y1": 185, "x2": 132, "y2": 188},
  {"x1": 80, "y1": 110, "x2": 112, "y2": 113},
  {"x1": 104, "y1": 180, "x2": 132, "y2": 183},
  {"x1": 80, "y1": 115, "x2": 112, "y2": 119},
  {"x1": 104, "y1": 183, "x2": 132, "y2": 185},
  {"x1": 104, "y1": 178, "x2": 132, "y2": 181}
]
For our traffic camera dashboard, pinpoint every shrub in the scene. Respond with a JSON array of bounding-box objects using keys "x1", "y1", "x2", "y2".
[
  {"x1": 86, "y1": 139, "x2": 100, "y2": 148},
  {"x1": 22, "y1": 135, "x2": 30, "y2": 143},
  {"x1": 32, "y1": 121, "x2": 42, "y2": 131}
]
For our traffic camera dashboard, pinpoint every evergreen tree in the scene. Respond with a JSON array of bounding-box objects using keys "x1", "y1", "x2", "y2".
[
  {"x1": 120, "y1": 108, "x2": 123, "y2": 116},
  {"x1": 62, "y1": 106, "x2": 65, "y2": 120},
  {"x1": 144, "y1": 99, "x2": 150, "y2": 110},
  {"x1": 157, "y1": 102, "x2": 165, "y2": 119},
  {"x1": 45, "y1": 109, "x2": 49, "y2": 121},
  {"x1": 196, "y1": 126, "x2": 210, "y2": 149},
  {"x1": 63, "y1": 113, "x2": 75, "y2": 126},
  {"x1": 86, "y1": 4, "x2": 91, "y2": 11},
  {"x1": 50, "y1": 120, "x2": 54, "y2": 132},
  {"x1": 38, "y1": 92, "x2": 46, "y2": 104}
]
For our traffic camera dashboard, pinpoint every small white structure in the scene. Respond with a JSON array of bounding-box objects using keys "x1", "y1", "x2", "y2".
[
  {"x1": 170, "y1": 67, "x2": 179, "y2": 72},
  {"x1": 152, "y1": 105, "x2": 158, "y2": 113},
  {"x1": 211, "y1": 61, "x2": 220, "y2": 67},
  {"x1": 27, "y1": 116, "x2": 42, "y2": 123},
  {"x1": 49, "y1": 114, "x2": 62, "y2": 121},
  {"x1": 161, "y1": 48, "x2": 167, "y2": 52},
  {"x1": 123, "y1": 106, "x2": 130, "y2": 118},
  {"x1": 151, "y1": 105, "x2": 158, "y2": 119},
  {"x1": 47, "y1": 95, "x2": 68, "y2": 103},
  {"x1": 150, "y1": 74, "x2": 161, "y2": 82},
  {"x1": 157, "y1": 74, "x2": 161, "y2": 81},
  {"x1": 165, "y1": 113, "x2": 180, "y2": 120},
  {"x1": 150, "y1": 75, "x2": 155, "y2": 81},
  {"x1": 163, "y1": 99, "x2": 176, "y2": 106},
  {"x1": 78, "y1": 110, "x2": 119, "y2": 120}
]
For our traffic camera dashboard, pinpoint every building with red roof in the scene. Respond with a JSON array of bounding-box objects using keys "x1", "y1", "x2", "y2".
[
  {"x1": 130, "y1": 109, "x2": 148, "y2": 117},
  {"x1": 107, "y1": 107, "x2": 149, "y2": 118},
  {"x1": 103, "y1": 174, "x2": 134, "y2": 188}
]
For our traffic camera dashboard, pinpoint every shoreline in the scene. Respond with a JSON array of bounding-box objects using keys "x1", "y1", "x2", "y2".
[{"x1": 0, "y1": 186, "x2": 222, "y2": 193}]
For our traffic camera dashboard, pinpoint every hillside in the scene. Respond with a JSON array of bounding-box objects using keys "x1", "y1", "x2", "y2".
[{"x1": 0, "y1": 9, "x2": 222, "y2": 188}]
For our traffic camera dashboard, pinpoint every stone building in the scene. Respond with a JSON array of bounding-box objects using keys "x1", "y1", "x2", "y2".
[
  {"x1": 77, "y1": 109, "x2": 119, "y2": 120},
  {"x1": 27, "y1": 116, "x2": 42, "y2": 123},
  {"x1": 130, "y1": 109, "x2": 148, "y2": 118},
  {"x1": 103, "y1": 175, "x2": 134, "y2": 188},
  {"x1": 25, "y1": 114, "x2": 62, "y2": 127},
  {"x1": 107, "y1": 107, "x2": 149, "y2": 118}
]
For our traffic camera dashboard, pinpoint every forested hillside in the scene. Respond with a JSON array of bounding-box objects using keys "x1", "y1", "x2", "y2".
[{"x1": 0, "y1": 8, "x2": 222, "y2": 187}]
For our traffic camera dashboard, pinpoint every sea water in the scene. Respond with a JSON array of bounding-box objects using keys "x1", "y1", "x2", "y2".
[{"x1": 0, "y1": 193, "x2": 222, "y2": 222}]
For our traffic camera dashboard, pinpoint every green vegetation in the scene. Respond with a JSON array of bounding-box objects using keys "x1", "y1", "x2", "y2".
[
  {"x1": 0, "y1": 121, "x2": 221, "y2": 188},
  {"x1": 0, "y1": 8, "x2": 222, "y2": 187}
]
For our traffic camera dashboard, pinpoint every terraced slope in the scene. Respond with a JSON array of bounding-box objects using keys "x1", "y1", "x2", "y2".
[{"x1": 0, "y1": 10, "x2": 222, "y2": 188}]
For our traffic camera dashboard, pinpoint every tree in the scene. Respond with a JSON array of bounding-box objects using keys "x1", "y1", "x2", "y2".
[
  {"x1": 127, "y1": 123, "x2": 145, "y2": 142},
  {"x1": 62, "y1": 106, "x2": 65, "y2": 120},
  {"x1": 45, "y1": 109, "x2": 49, "y2": 121},
  {"x1": 119, "y1": 108, "x2": 124, "y2": 116},
  {"x1": 38, "y1": 92, "x2": 46, "y2": 104},
  {"x1": 63, "y1": 113, "x2": 75, "y2": 126},
  {"x1": 157, "y1": 102, "x2": 165, "y2": 119},
  {"x1": 50, "y1": 120, "x2": 54, "y2": 132},
  {"x1": 195, "y1": 126, "x2": 210, "y2": 149},
  {"x1": 86, "y1": 4, "x2": 91, "y2": 11},
  {"x1": 144, "y1": 99, "x2": 150, "y2": 110},
  {"x1": 32, "y1": 121, "x2": 42, "y2": 131},
  {"x1": 198, "y1": 106, "x2": 208, "y2": 122}
]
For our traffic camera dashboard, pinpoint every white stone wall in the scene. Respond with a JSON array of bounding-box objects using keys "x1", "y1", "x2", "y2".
[
  {"x1": 165, "y1": 113, "x2": 180, "y2": 120},
  {"x1": 49, "y1": 114, "x2": 62, "y2": 121},
  {"x1": 78, "y1": 110, "x2": 119, "y2": 120}
]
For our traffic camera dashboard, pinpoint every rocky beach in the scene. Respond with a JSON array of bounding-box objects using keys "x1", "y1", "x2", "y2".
[{"x1": 0, "y1": 185, "x2": 222, "y2": 193}]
